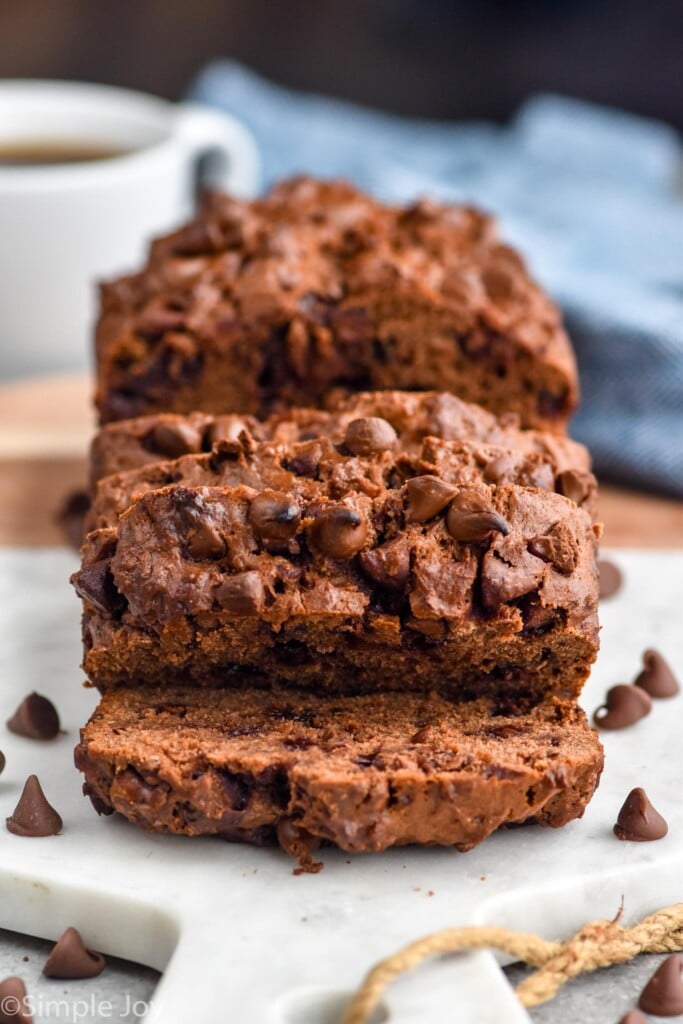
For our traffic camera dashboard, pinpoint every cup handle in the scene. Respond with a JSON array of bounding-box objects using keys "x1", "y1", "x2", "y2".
[{"x1": 175, "y1": 102, "x2": 260, "y2": 198}]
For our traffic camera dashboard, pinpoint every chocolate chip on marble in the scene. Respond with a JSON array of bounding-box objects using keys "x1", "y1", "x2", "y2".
[
  {"x1": 557, "y1": 468, "x2": 591, "y2": 506},
  {"x1": 598, "y1": 558, "x2": 623, "y2": 599},
  {"x1": 6, "y1": 775, "x2": 63, "y2": 837},
  {"x1": 635, "y1": 649, "x2": 680, "y2": 699},
  {"x1": 404, "y1": 476, "x2": 457, "y2": 523},
  {"x1": 342, "y1": 417, "x2": 398, "y2": 456},
  {"x1": 307, "y1": 505, "x2": 368, "y2": 559},
  {"x1": 528, "y1": 526, "x2": 578, "y2": 574},
  {"x1": 639, "y1": 955, "x2": 683, "y2": 1015},
  {"x1": 359, "y1": 540, "x2": 410, "y2": 592},
  {"x1": 0, "y1": 976, "x2": 32, "y2": 1023},
  {"x1": 593, "y1": 684, "x2": 652, "y2": 730},
  {"x1": 214, "y1": 571, "x2": 265, "y2": 616},
  {"x1": 43, "y1": 927, "x2": 105, "y2": 980},
  {"x1": 0, "y1": 751, "x2": 4, "y2": 775},
  {"x1": 618, "y1": 1012, "x2": 646, "y2": 1024},
  {"x1": 249, "y1": 492, "x2": 300, "y2": 543},
  {"x1": 146, "y1": 420, "x2": 202, "y2": 459},
  {"x1": 613, "y1": 787, "x2": 668, "y2": 842},
  {"x1": 7, "y1": 693, "x2": 60, "y2": 741},
  {"x1": 446, "y1": 490, "x2": 509, "y2": 542},
  {"x1": 70, "y1": 560, "x2": 124, "y2": 616},
  {"x1": 185, "y1": 519, "x2": 227, "y2": 560}
]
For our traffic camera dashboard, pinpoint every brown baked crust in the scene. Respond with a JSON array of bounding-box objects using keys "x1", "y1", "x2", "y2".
[
  {"x1": 75, "y1": 686, "x2": 603, "y2": 857},
  {"x1": 94, "y1": 179, "x2": 578, "y2": 431},
  {"x1": 89, "y1": 389, "x2": 593, "y2": 491},
  {"x1": 74, "y1": 454, "x2": 600, "y2": 698}
]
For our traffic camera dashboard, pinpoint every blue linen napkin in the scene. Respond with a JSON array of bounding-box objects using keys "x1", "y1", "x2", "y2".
[{"x1": 192, "y1": 62, "x2": 683, "y2": 496}]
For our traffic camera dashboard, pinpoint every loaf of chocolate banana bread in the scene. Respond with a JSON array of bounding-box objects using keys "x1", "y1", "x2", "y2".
[
  {"x1": 76, "y1": 685, "x2": 603, "y2": 863},
  {"x1": 94, "y1": 178, "x2": 578, "y2": 431}
]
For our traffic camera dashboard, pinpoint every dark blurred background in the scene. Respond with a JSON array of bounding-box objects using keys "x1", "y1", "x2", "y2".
[{"x1": 1, "y1": 0, "x2": 682, "y2": 127}]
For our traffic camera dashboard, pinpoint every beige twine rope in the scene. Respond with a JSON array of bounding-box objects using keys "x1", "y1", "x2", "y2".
[{"x1": 342, "y1": 902, "x2": 683, "y2": 1024}]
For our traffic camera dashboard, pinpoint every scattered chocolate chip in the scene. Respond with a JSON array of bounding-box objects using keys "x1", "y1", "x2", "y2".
[
  {"x1": 359, "y1": 540, "x2": 410, "y2": 592},
  {"x1": 557, "y1": 468, "x2": 592, "y2": 506},
  {"x1": 639, "y1": 955, "x2": 683, "y2": 1015},
  {"x1": 528, "y1": 525, "x2": 578, "y2": 574},
  {"x1": 43, "y1": 927, "x2": 105, "y2": 980},
  {"x1": 593, "y1": 684, "x2": 652, "y2": 730},
  {"x1": 446, "y1": 490, "x2": 509, "y2": 542},
  {"x1": 70, "y1": 559, "x2": 124, "y2": 616},
  {"x1": 635, "y1": 649, "x2": 680, "y2": 699},
  {"x1": 0, "y1": 751, "x2": 4, "y2": 775},
  {"x1": 6, "y1": 775, "x2": 63, "y2": 837},
  {"x1": 404, "y1": 476, "x2": 457, "y2": 523},
  {"x1": 307, "y1": 504, "x2": 368, "y2": 558},
  {"x1": 342, "y1": 417, "x2": 397, "y2": 456},
  {"x1": 0, "y1": 976, "x2": 32, "y2": 1023},
  {"x1": 185, "y1": 521, "x2": 226, "y2": 561},
  {"x1": 598, "y1": 558, "x2": 623, "y2": 599},
  {"x1": 7, "y1": 693, "x2": 60, "y2": 741},
  {"x1": 613, "y1": 787, "x2": 668, "y2": 842},
  {"x1": 249, "y1": 491, "x2": 300, "y2": 543},
  {"x1": 146, "y1": 420, "x2": 202, "y2": 459},
  {"x1": 618, "y1": 1012, "x2": 646, "y2": 1024},
  {"x1": 57, "y1": 489, "x2": 90, "y2": 550},
  {"x1": 214, "y1": 571, "x2": 265, "y2": 616}
]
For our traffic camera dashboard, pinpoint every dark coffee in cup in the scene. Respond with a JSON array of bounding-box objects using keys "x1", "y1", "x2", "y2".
[{"x1": 0, "y1": 141, "x2": 130, "y2": 165}]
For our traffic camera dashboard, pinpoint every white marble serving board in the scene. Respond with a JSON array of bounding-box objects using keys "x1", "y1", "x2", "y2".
[{"x1": 0, "y1": 548, "x2": 681, "y2": 1024}]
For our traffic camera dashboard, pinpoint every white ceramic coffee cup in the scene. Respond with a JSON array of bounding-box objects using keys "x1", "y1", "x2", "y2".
[{"x1": 0, "y1": 80, "x2": 260, "y2": 378}]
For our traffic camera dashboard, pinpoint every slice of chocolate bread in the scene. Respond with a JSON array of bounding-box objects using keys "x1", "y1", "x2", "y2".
[
  {"x1": 76, "y1": 686, "x2": 603, "y2": 862},
  {"x1": 89, "y1": 389, "x2": 593, "y2": 491},
  {"x1": 94, "y1": 178, "x2": 578, "y2": 431},
  {"x1": 73, "y1": 463, "x2": 599, "y2": 698}
]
